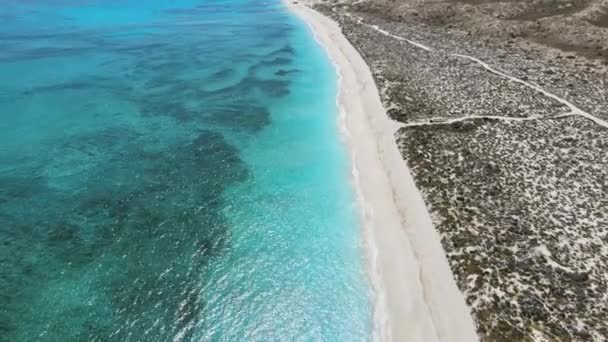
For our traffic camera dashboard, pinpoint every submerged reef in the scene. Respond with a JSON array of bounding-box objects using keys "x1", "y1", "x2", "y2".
[
  {"x1": 0, "y1": 1, "x2": 300, "y2": 340},
  {"x1": 0, "y1": 129, "x2": 248, "y2": 340}
]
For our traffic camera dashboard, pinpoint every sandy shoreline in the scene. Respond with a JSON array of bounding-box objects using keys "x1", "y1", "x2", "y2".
[{"x1": 285, "y1": 1, "x2": 478, "y2": 341}]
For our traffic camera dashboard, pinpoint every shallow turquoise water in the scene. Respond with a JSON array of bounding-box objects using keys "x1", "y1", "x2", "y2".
[{"x1": 0, "y1": 0, "x2": 372, "y2": 340}]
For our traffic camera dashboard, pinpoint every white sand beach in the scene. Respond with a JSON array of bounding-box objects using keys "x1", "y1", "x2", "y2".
[{"x1": 285, "y1": 1, "x2": 479, "y2": 341}]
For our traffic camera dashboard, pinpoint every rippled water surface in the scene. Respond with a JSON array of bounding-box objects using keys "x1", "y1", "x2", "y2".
[{"x1": 0, "y1": 0, "x2": 372, "y2": 340}]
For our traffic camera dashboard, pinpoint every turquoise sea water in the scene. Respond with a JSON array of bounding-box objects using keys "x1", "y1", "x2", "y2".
[{"x1": 0, "y1": 0, "x2": 372, "y2": 340}]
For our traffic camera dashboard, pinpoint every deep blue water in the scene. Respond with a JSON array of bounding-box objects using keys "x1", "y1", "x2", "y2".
[{"x1": 0, "y1": 0, "x2": 372, "y2": 340}]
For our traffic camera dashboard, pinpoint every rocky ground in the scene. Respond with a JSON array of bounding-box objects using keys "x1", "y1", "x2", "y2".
[{"x1": 310, "y1": 0, "x2": 608, "y2": 340}]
